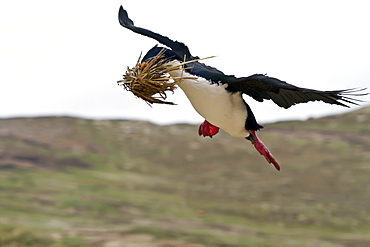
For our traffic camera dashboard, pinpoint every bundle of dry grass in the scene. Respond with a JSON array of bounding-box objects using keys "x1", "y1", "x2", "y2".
[{"x1": 118, "y1": 48, "x2": 213, "y2": 105}]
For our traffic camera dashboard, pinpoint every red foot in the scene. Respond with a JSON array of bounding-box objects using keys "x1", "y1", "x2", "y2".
[
  {"x1": 198, "y1": 120, "x2": 219, "y2": 138},
  {"x1": 248, "y1": 130, "x2": 280, "y2": 171}
]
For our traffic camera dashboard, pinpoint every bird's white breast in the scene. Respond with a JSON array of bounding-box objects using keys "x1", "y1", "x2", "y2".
[{"x1": 168, "y1": 61, "x2": 248, "y2": 137}]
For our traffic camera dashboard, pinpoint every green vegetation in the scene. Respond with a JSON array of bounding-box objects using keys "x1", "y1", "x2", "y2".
[
  {"x1": 0, "y1": 226, "x2": 91, "y2": 247},
  {"x1": 0, "y1": 107, "x2": 370, "y2": 246}
]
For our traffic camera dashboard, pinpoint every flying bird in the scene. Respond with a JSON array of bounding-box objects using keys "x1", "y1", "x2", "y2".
[{"x1": 118, "y1": 5, "x2": 366, "y2": 171}]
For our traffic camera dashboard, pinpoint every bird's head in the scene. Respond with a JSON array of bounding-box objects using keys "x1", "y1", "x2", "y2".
[
  {"x1": 118, "y1": 45, "x2": 190, "y2": 105},
  {"x1": 141, "y1": 45, "x2": 182, "y2": 63}
]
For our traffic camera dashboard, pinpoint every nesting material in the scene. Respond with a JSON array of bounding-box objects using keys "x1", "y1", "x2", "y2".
[{"x1": 118, "y1": 48, "x2": 214, "y2": 105}]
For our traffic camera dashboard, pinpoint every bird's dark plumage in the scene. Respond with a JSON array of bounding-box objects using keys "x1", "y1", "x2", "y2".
[
  {"x1": 118, "y1": 6, "x2": 192, "y2": 61},
  {"x1": 227, "y1": 75, "x2": 365, "y2": 108},
  {"x1": 118, "y1": 6, "x2": 236, "y2": 84},
  {"x1": 118, "y1": 5, "x2": 367, "y2": 171},
  {"x1": 118, "y1": 5, "x2": 366, "y2": 109}
]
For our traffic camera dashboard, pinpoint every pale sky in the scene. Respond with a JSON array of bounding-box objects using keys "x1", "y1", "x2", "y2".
[{"x1": 1, "y1": 0, "x2": 369, "y2": 125}]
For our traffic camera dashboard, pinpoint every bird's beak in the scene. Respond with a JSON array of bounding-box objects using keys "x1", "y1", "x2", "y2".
[{"x1": 138, "y1": 62, "x2": 148, "y2": 68}]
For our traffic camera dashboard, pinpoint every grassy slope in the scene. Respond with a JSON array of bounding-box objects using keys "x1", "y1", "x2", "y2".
[{"x1": 0, "y1": 107, "x2": 370, "y2": 246}]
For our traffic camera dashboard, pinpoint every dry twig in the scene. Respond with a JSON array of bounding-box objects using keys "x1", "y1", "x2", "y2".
[{"x1": 118, "y1": 48, "x2": 214, "y2": 105}]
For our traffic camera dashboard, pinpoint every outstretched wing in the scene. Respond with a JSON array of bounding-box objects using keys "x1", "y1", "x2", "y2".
[
  {"x1": 226, "y1": 74, "x2": 367, "y2": 108},
  {"x1": 118, "y1": 5, "x2": 236, "y2": 84},
  {"x1": 118, "y1": 6, "x2": 192, "y2": 60}
]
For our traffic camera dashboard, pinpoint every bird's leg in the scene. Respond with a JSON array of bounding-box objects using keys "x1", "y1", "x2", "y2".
[
  {"x1": 246, "y1": 130, "x2": 280, "y2": 171},
  {"x1": 198, "y1": 120, "x2": 219, "y2": 138}
]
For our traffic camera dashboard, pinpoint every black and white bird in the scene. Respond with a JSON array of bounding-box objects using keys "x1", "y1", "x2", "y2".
[{"x1": 118, "y1": 5, "x2": 366, "y2": 171}]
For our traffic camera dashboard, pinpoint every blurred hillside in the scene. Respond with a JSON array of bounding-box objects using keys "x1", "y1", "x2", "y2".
[{"x1": 0, "y1": 106, "x2": 369, "y2": 247}]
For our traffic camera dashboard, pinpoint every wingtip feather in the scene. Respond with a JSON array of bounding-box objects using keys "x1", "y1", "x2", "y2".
[{"x1": 118, "y1": 5, "x2": 134, "y2": 27}]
